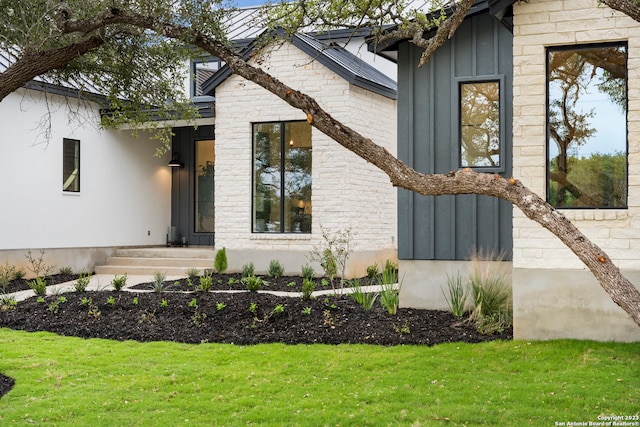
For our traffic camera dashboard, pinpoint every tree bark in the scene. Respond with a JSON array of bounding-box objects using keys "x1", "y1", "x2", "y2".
[
  {"x1": 0, "y1": 37, "x2": 104, "y2": 102},
  {"x1": 601, "y1": 0, "x2": 640, "y2": 22}
]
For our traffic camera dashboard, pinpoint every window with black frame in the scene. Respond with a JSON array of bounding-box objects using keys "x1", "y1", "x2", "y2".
[
  {"x1": 547, "y1": 43, "x2": 628, "y2": 208},
  {"x1": 62, "y1": 138, "x2": 80, "y2": 193},
  {"x1": 252, "y1": 121, "x2": 312, "y2": 233}
]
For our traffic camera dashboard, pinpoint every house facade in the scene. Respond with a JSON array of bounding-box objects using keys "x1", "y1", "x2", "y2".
[
  {"x1": 386, "y1": 0, "x2": 640, "y2": 341},
  {"x1": 172, "y1": 33, "x2": 398, "y2": 275},
  {"x1": 0, "y1": 87, "x2": 172, "y2": 273},
  {"x1": 1, "y1": 26, "x2": 398, "y2": 278}
]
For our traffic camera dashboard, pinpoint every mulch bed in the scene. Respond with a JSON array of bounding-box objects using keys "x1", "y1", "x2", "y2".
[{"x1": 0, "y1": 274, "x2": 512, "y2": 400}]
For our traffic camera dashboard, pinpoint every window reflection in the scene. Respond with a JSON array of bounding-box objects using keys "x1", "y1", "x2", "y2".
[
  {"x1": 460, "y1": 81, "x2": 500, "y2": 168},
  {"x1": 253, "y1": 122, "x2": 312, "y2": 233},
  {"x1": 195, "y1": 140, "x2": 215, "y2": 233},
  {"x1": 547, "y1": 44, "x2": 627, "y2": 208}
]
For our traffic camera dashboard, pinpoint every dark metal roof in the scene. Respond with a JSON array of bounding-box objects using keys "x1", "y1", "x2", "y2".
[{"x1": 203, "y1": 29, "x2": 397, "y2": 100}]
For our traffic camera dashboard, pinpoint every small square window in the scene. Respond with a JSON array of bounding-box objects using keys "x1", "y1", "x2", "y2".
[{"x1": 63, "y1": 138, "x2": 80, "y2": 192}]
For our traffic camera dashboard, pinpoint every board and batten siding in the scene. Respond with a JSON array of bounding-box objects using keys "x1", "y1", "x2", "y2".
[{"x1": 397, "y1": 12, "x2": 513, "y2": 261}]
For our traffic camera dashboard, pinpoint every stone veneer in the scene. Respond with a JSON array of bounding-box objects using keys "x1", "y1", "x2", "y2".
[
  {"x1": 511, "y1": 0, "x2": 640, "y2": 340},
  {"x1": 214, "y1": 41, "x2": 397, "y2": 276}
]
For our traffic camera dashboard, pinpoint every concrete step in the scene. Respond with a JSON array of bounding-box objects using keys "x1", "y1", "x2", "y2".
[
  {"x1": 94, "y1": 246, "x2": 218, "y2": 276},
  {"x1": 94, "y1": 265, "x2": 207, "y2": 276}
]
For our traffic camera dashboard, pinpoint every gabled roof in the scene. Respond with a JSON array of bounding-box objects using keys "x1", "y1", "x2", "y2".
[{"x1": 202, "y1": 29, "x2": 398, "y2": 100}]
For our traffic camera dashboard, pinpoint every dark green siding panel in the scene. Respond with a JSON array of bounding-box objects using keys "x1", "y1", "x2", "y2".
[{"x1": 397, "y1": 11, "x2": 513, "y2": 261}]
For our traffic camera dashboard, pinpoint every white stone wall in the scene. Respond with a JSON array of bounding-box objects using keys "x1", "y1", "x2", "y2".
[
  {"x1": 0, "y1": 89, "x2": 172, "y2": 252},
  {"x1": 214, "y1": 41, "x2": 397, "y2": 273},
  {"x1": 512, "y1": 0, "x2": 640, "y2": 270}
]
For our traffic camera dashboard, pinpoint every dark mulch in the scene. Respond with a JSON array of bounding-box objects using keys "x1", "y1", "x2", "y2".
[
  {"x1": 0, "y1": 373, "x2": 15, "y2": 400},
  {"x1": 2, "y1": 273, "x2": 84, "y2": 294},
  {"x1": 0, "y1": 276, "x2": 512, "y2": 400},
  {"x1": 130, "y1": 273, "x2": 374, "y2": 293}
]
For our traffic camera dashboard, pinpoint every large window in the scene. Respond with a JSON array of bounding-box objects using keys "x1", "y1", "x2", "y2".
[
  {"x1": 195, "y1": 139, "x2": 215, "y2": 233},
  {"x1": 252, "y1": 121, "x2": 312, "y2": 233},
  {"x1": 460, "y1": 81, "x2": 501, "y2": 169},
  {"x1": 547, "y1": 43, "x2": 627, "y2": 208},
  {"x1": 62, "y1": 138, "x2": 80, "y2": 192}
]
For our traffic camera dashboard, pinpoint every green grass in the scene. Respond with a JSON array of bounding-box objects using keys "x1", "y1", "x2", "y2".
[{"x1": 0, "y1": 329, "x2": 638, "y2": 426}]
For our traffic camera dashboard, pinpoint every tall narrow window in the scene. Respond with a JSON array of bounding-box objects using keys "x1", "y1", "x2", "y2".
[
  {"x1": 547, "y1": 44, "x2": 628, "y2": 208},
  {"x1": 460, "y1": 81, "x2": 501, "y2": 168},
  {"x1": 195, "y1": 139, "x2": 215, "y2": 233},
  {"x1": 252, "y1": 121, "x2": 312, "y2": 233},
  {"x1": 62, "y1": 138, "x2": 80, "y2": 192}
]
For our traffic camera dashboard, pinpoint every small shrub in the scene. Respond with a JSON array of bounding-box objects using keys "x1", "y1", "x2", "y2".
[
  {"x1": 213, "y1": 247, "x2": 228, "y2": 274},
  {"x1": 301, "y1": 278, "x2": 315, "y2": 300},
  {"x1": 111, "y1": 274, "x2": 127, "y2": 291},
  {"x1": 13, "y1": 268, "x2": 25, "y2": 281},
  {"x1": 241, "y1": 262, "x2": 255, "y2": 278},
  {"x1": 0, "y1": 294, "x2": 18, "y2": 311},
  {"x1": 198, "y1": 274, "x2": 213, "y2": 292},
  {"x1": 185, "y1": 267, "x2": 200, "y2": 279},
  {"x1": 301, "y1": 264, "x2": 315, "y2": 280},
  {"x1": 349, "y1": 278, "x2": 378, "y2": 310},
  {"x1": 366, "y1": 263, "x2": 379, "y2": 278},
  {"x1": 59, "y1": 266, "x2": 74, "y2": 275},
  {"x1": 243, "y1": 275, "x2": 263, "y2": 292},
  {"x1": 152, "y1": 271, "x2": 172, "y2": 293},
  {"x1": 28, "y1": 277, "x2": 47, "y2": 296},
  {"x1": 74, "y1": 272, "x2": 92, "y2": 292},
  {"x1": 0, "y1": 261, "x2": 17, "y2": 291},
  {"x1": 443, "y1": 274, "x2": 467, "y2": 318},
  {"x1": 268, "y1": 259, "x2": 284, "y2": 279}
]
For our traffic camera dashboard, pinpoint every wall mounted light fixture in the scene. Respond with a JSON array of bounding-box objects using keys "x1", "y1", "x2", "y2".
[{"x1": 168, "y1": 152, "x2": 184, "y2": 168}]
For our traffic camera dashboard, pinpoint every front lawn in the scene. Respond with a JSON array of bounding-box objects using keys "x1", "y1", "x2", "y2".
[{"x1": 0, "y1": 329, "x2": 638, "y2": 426}]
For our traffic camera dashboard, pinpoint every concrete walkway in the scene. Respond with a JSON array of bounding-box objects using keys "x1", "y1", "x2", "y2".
[{"x1": 5, "y1": 274, "x2": 396, "y2": 302}]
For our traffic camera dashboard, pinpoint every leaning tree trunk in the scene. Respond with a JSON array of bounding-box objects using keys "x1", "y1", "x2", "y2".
[{"x1": 58, "y1": 8, "x2": 640, "y2": 328}]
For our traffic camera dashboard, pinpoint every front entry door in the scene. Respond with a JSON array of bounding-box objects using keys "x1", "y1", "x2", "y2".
[{"x1": 171, "y1": 126, "x2": 215, "y2": 246}]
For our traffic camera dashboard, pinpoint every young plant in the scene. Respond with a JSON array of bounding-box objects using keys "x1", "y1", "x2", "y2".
[
  {"x1": 366, "y1": 263, "x2": 379, "y2": 278},
  {"x1": 152, "y1": 271, "x2": 172, "y2": 293},
  {"x1": 0, "y1": 294, "x2": 18, "y2": 310},
  {"x1": 13, "y1": 268, "x2": 25, "y2": 281},
  {"x1": 106, "y1": 296, "x2": 116, "y2": 305},
  {"x1": 0, "y1": 261, "x2": 17, "y2": 291},
  {"x1": 301, "y1": 264, "x2": 315, "y2": 280},
  {"x1": 308, "y1": 226, "x2": 355, "y2": 294},
  {"x1": 443, "y1": 273, "x2": 467, "y2": 318},
  {"x1": 268, "y1": 259, "x2": 284, "y2": 279},
  {"x1": 301, "y1": 306, "x2": 312, "y2": 315},
  {"x1": 28, "y1": 277, "x2": 47, "y2": 296},
  {"x1": 301, "y1": 278, "x2": 315, "y2": 300},
  {"x1": 198, "y1": 274, "x2": 213, "y2": 292},
  {"x1": 74, "y1": 272, "x2": 92, "y2": 292},
  {"x1": 213, "y1": 247, "x2": 228, "y2": 274},
  {"x1": 242, "y1": 275, "x2": 263, "y2": 292},
  {"x1": 273, "y1": 304, "x2": 285, "y2": 314},
  {"x1": 378, "y1": 269, "x2": 400, "y2": 315},
  {"x1": 349, "y1": 278, "x2": 379, "y2": 310},
  {"x1": 248, "y1": 302, "x2": 258, "y2": 314},
  {"x1": 160, "y1": 299, "x2": 169, "y2": 308},
  {"x1": 185, "y1": 267, "x2": 200, "y2": 279},
  {"x1": 111, "y1": 274, "x2": 127, "y2": 291},
  {"x1": 467, "y1": 251, "x2": 512, "y2": 334},
  {"x1": 188, "y1": 298, "x2": 198, "y2": 307},
  {"x1": 132, "y1": 296, "x2": 139, "y2": 305},
  {"x1": 241, "y1": 262, "x2": 255, "y2": 278},
  {"x1": 216, "y1": 302, "x2": 227, "y2": 311},
  {"x1": 25, "y1": 249, "x2": 56, "y2": 279},
  {"x1": 59, "y1": 266, "x2": 74, "y2": 275}
]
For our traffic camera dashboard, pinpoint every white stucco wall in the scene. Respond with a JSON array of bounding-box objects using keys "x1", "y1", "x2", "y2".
[
  {"x1": 214, "y1": 41, "x2": 397, "y2": 276},
  {"x1": 0, "y1": 89, "x2": 171, "y2": 253},
  {"x1": 511, "y1": 0, "x2": 640, "y2": 340}
]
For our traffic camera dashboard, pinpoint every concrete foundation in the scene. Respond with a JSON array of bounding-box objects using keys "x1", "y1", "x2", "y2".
[{"x1": 399, "y1": 259, "x2": 640, "y2": 342}]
